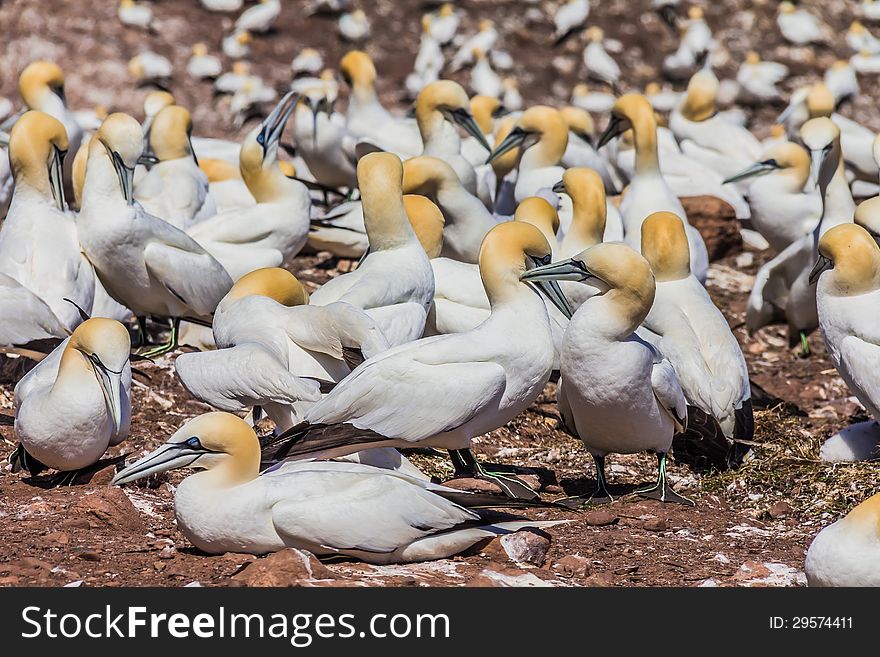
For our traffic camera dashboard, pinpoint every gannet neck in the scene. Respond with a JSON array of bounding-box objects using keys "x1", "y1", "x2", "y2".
[
  {"x1": 641, "y1": 211, "x2": 691, "y2": 282},
  {"x1": 239, "y1": 131, "x2": 301, "y2": 203},
  {"x1": 359, "y1": 152, "x2": 416, "y2": 251},
  {"x1": 227, "y1": 267, "x2": 310, "y2": 306},
  {"x1": 415, "y1": 80, "x2": 470, "y2": 152},
  {"x1": 340, "y1": 50, "x2": 379, "y2": 110},
  {"x1": 819, "y1": 150, "x2": 856, "y2": 234},
  {"x1": 83, "y1": 140, "x2": 126, "y2": 207},
  {"x1": 518, "y1": 106, "x2": 568, "y2": 171},
  {"x1": 54, "y1": 345, "x2": 96, "y2": 392},
  {"x1": 403, "y1": 195, "x2": 445, "y2": 258},
  {"x1": 841, "y1": 492, "x2": 880, "y2": 537},
  {"x1": 19, "y1": 61, "x2": 66, "y2": 112},
  {"x1": 631, "y1": 110, "x2": 660, "y2": 173},
  {"x1": 470, "y1": 95, "x2": 499, "y2": 135},
  {"x1": 565, "y1": 168, "x2": 606, "y2": 248},
  {"x1": 480, "y1": 222, "x2": 553, "y2": 309},
  {"x1": 818, "y1": 224, "x2": 880, "y2": 296},
  {"x1": 150, "y1": 105, "x2": 193, "y2": 161},
  {"x1": 8, "y1": 111, "x2": 68, "y2": 199},
  {"x1": 514, "y1": 197, "x2": 560, "y2": 251}
]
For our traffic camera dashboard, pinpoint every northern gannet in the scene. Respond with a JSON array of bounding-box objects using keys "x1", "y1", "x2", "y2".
[
  {"x1": 13, "y1": 318, "x2": 130, "y2": 478},
  {"x1": 0, "y1": 273, "x2": 68, "y2": 346},
  {"x1": 809, "y1": 83, "x2": 878, "y2": 182},
  {"x1": 805, "y1": 490, "x2": 880, "y2": 586},
  {"x1": 777, "y1": 1, "x2": 827, "y2": 45},
  {"x1": 597, "y1": 93, "x2": 709, "y2": 282},
  {"x1": 864, "y1": 0, "x2": 880, "y2": 20},
  {"x1": 724, "y1": 141, "x2": 821, "y2": 253},
  {"x1": 640, "y1": 212, "x2": 752, "y2": 469},
  {"x1": 118, "y1": 0, "x2": 153, "y2": 30},
  {"x1": 263, "y1": 220, "x2": 569, "y2": 499},
  {"x1": 554, "y1": 167, "x2": 623, "y2": 256},
  {"x1": 0, "y1": 111, "x2": 95, "y2": 332},
  {"x1": 235, "y1": 0, "x2": 281, "y2": 33},
  {"x1": 521, "y1": 242, "x2": 693, "y2": 506},
  {"x1": 76, "y1": 113, "x2": 232, "y2": 355},
  {"x1": 644, "y1": 82, "x2": 683, "y2": 113},
  {"x1": 406, "y1": 17, "x2": 444, "y2": 99},
  {"x1": 338, "y1": 9, "x2": 370, "y2": 42},
  {"x1": 470, "y1": 49, "x2": 503, "y2": 99},
  {"x1": 847, "y1": 21, "x2": 880, "y2": 54},
  {"x1": 502, "y1": 77, "x2": 523, "y2": 111},
  {"x1": 824, "y1": 60, "x2": 860, "y2": 107},
  {"x1": 187, "y1": 93, "x2": 310, "y2": 281},
  {"x1": 187, "y1": 43, "x2": 222, "y2": 80},
  {"x1": 558, "y1": 105, "x2": 621, "y2": 194},
  {"x1": 128, "y1": 51, "x2": 173, "y2": 84},
  {"x1": 736, "y1": 52, "x2": 788, "y2": 103},
  {"x1": 136, "y1": 105, "x2": 216, "y2": 230},
  {"x1": 553, "y1": 0, "x2": 590, "y2": 42},
  {"x1": 113, "y1": 412, "x2": 564, "y2": 562},
  {"x1": 309, "y1": 153, "x2": 434, "y2": 347},
  {"x1": 583, "y1": 27, "x2": 620, "y2": 86},
  {"x1": 570, "y1": 83, "x2": 615, "y2": 115},
  {"x1": 429, "y1": 4, "x2": 459, "y2": 45},
  {"x1": 291, "y1": 48, "x2": 324, "y2": 77},
  {"x1": 201, "y1": 0, "x2": 243, "y2": 11},
  {"x1": 222, "y1": 31, "x2": 252, "y2": 59},
  {"x1": 662, "y1": 7, "x2": 712, "y2": 80},
  {"x1": 141, "y1": 90, "x2": 175, "y2": 137},
  {"x1": 450, "y1": 20, "x2": 498, "y2": 72}
]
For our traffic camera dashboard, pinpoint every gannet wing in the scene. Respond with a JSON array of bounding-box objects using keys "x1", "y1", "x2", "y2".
[
  {"x1": 13, "y1": 336, "x2": 69, "y2": 408},
  {"x1": 280, "y1": 301, "x2": 390, "y2": 361},
  {"x1": 839, "y1": 335, "x2": 880, "y2": 409},
  {"x1": 143, "y1": 240, "x2": 232, "y2": 316},
  {"x1": 0, "y1": 274, "x2": 68, "y2": 346},
  {"x1": 650, "y1": 355, "x2": 688, "y2": 433}
]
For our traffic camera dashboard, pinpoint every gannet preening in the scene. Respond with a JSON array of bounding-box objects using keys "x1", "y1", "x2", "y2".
[
  {"x1": 558, "y1": 105, "x2": 621, "y2": 194},
  {"x1": 723, "y1": 142, "x2": 822, "y2": 253},
  {"x1": 0, "y1": 273, "x2": 68, "y2": 347},
  {"x1": 429, "y1": 4, "x2": 459, "y2": 45},
  {"x1": 222, "y1": 30, "x2": 252, "y2": 59},
  {"x1": 128, "y1": 51, "x2": 173, "y2": 84},
  {"x1": 136, "y1": 105, "x2": 216, "y2": 229},
  {"x1": 521, "y1": 242, "x2": 693, "y2": 507},
  {"x1": 263, "y1": 221, "x2": 571, "y2": 499},
  {"x1": 176, "y1": 268, "x2": 391, "y2": 430},
  {"x1": 777, "y1": 1, "x2": 827, "y2": 45},
  {"x1": 187, "y1": 92, "x2": 310, "y2": 281},
  {"x1": 235, "y1": 0, "x2": 280, "y2": 33},
  {"x1": 118, "y1": 0, "x2": 152, "y2": 30},
  {"x1": 113, "y1": 412, "x2": 564, "y2": 562},
  {"x1": 736, "y1": 52, "x2": 788, "y2": 103},
  {"x1": 805, "y1": 490, "x2": 880, "y2": 587},
  {"x1": 13, "y1": 318, "x2": 131, "y2": 480},
  {"x1": 338, "y1": 9, "x2": 370, "y2": 42},
  {"x1": 597, "y1": 94, "x2": 709, "y2": 282},
  {"x1": 77, "y1": 113, "x2": 232, "y2": 356},
  {"x1": 309, "y1": 153, "x2": 434, "y2": 347},
  {"x1": 583, "y1": 27, "x2": 620, "y2": 86},
  {"x1": 747, "y1": 118, "x2": 854, "y2": 353},
  {"x1": 553, "y1": 0, "x2": 590, "y2": 42},
  {"x1": 0, "y1": 111, "x2": 95, "y2": 332},
  {"x1": 487, "y1": 105, "x2": 568, "y2": 203},
  {"x1": 291, "y1": 48, "x2": 323, "y2": 76},
  {"x1": 450, "y1": 20, "x2": 498, "y2": 72},
  {"x1": 570, "y1": 83, "x2": 615, "y2": 115},
  {"x1": 187, "y1": 43, "x2": 222, "y2": 80},
  {"x1": 640, "y1": 212, "x2": 752, "y2": 470},
  {"x1": 402, "y1": 155, "x2": 496, "y2": 264}
]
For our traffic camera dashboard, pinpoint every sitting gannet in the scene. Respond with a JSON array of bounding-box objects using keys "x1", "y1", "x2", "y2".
[
  {"x1": 187, "y1": 43, "x2": 222, "y2": 80},
  {"x1": 13, "y1": 318, "x2": 131, "y2": 479},
  {"x1": 112, "y1": 412, "x2": 564, "y2": 562},
  {"x1": 558, "y1": 106, "x2": 621, "y2": 194},
  {"x1": 777, "y1": 1, "x2": 827, "y2": 45},
  {"x1": 662, "y1": 7, "x2": 713, "y2": 80},
  {"x1": 263, "y1": 221, "x2": 570, "y2": 499},
  {"x1": 339, "y1": 9, "x2": 370, "y2": 42},
  {"x1": 235, "y1": 0, "x2": 280, "y2": 33},
  {"x1": 640, "y1": 212, "x2": 752, "y2": 469},
  {"x1": 470, "y1": 49, "x2": 503, "y2": 99},
  {"x1": 222, "y1": 31, "x2": 252, "y2": 59},
  {"x1": 118, "y1": 0, "x2": 152, "y2": 30},
  {"x1": 736, "y1": 52, "x2": 788, "y2": 103},
  {"x1": 521, "y1": 242, "x2": 693, "y2": 506},
  {"x1": 449, "y1": 20, "x2": 498, "y2": 72},
  {"x1": 292, "y1": 48, "x2": 323, "y2": 77},
  {"x1": 597, "y1": 94, "x2": 709, "y2": 282},
  {"x1": 847, "y1": 21, "x2": 880, "y2": 54},
  {"x1": 865, "y1": 0, "x2": 880, "y2": 20},
  {"x1": 0, "y1": 111, "x2": 95, "y2": 332},
  {"x1": 723, "y1": 141, "x2": 822, "y2": 253},
  {"x1": 570, "y1": 83, "x2": 615, "y2": 115},
  {"x1": 128, "y1": 51, "x2": 173, "y2": 84},
  {"x1": 176, "y1": 268, "x2": 391, "y2": 430},
  {"x1": 187, "y1": 92, "x2": 310, "y2": 281},
  {"x1": 583, "y1": 27, "x2": 620, "y2": 86},
  {"x1": 136, "y1": 105, "x2": 216, "y2": 229},
  {"x1": 806, "y1": 490, "x2": 880, "y2": 586},
  {"x1": 201, "y1": 0, "x2": 243, "y2": 11},
  {"x1": 502, "y1": 77, "x2": 523, "y2": 111},
  {"x1": 824, "y1": 60, "x2": 860, "y2": 107},
  {"x1": 77, "y1": 113, "x2": 232, "y2": 356},
  {"x1": 309, "y1": 153, "x2": 434, "y2": 347},
  {"x1": 429, "y1": 4, "x2": 459, "y2": 45},
  {"x1": 553, "y1": 0, "x2": 590, "y2": 42},
  {"x1": 747, "y1": 118, "x2": 854, "y2": 353}
]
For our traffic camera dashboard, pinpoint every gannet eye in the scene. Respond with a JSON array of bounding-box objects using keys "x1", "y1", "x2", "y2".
[
  {"x1": 185, "y1": 436, "x2": 203, "y2": 449},
  {"x1": 256, "y1": 132, "x2": 265, "y2": 146}
]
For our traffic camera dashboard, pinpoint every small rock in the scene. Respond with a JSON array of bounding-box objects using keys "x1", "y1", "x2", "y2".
[
  {"x1": 0, "y1": 576, "x2": 21, "y2": 585},
  {"x1": 544, "y1": 484, "x2": 563, "y2": 494},
  {"x1": 768, "y1": 501, "x2": 792, "y2": 519},
  {"x1": 554, "y1": 555, "x2": 591, "y2": 578},
  {"x1": 583, "y1": 572, "x2": 614, "y2": 587},
  {"x1": 517, "y1": 474, "x2": 541, "y2": 492},
  {"x1": 733, "y1": 561, "x2": 772, "y2": 582},
  {"x1": 153, "y1": 561, "x2": 166, "y2": 572},
  {"x1": 232, "y1": 548, "x2": 334, "y2": 587},
  {"x1": 643, "y1": 518, "x2": 667, "y2": 532},
  {"x1": 499, "y1": 530, "x2": 551, "y2": 566},
  {"x1": 88, "y1": 462, "x2": 118, "y2": 485},
  {"x1": 20, "y1": 557, "x2": 53, "y2": 571},
  {"x1": 613, "y1": 565, "x2": 639, "y2": 575},
  {"x1": 72, "y1": 488, "x2": 145, "y2": 532},
  {"x1": 441, "y1": 478, "x2": 504, "y2": 495},
  {"x1": 158, "y1": 546, "x2": 176, "y2": 560},
  {"x1": 584, "y1": 510, "x2": 619, "y2": 527},
  {"x1": 75, "y1": 549, "x2": 101, "y2": 562},
  {"x1": 44, "y1": 531, "x2": 70, "y2": 545},
  {"x1": 63, "y1": 518, "x2": 91, "y2": 530}
]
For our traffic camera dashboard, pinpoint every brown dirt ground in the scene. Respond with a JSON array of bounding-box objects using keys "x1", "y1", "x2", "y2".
[{"x1": 1, "y1": 0, "x2": 879, "y2": 587}]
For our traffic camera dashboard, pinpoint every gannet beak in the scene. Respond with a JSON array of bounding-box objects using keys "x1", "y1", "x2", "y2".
[
  {"x1": 809, "y1": 149, "x2": 825, "y2": 190},
  {"x1": 521, "y1": 257, "x2": 591, "y2": 283},
  {"x1": 451, "y1": 108, "x2": 491, "y2": 151},
  {"x1": 257, "y1": 90, "x2": 300, "y2": 157},
  {"x1": 723, "y1": 160, "x2": 778, "y2": 185},
  {"x1": 48, "y1": 145, "x2": 67, "y2": 211},
  {"x1": 777, "y1": 102, "x2": 796, "y2": 125},
  {"x1": 137, "y1": 153, "x2": 159, "y2": 167},
  {"x1": 522, "y1": 255, "x2": 575, "y2": 319},
  {"x1": 112, "y1": 436, "x2": 210, "y2": 486},
  {"x1": 486, "y1": 126, "x2": 527, "y2": 164},
  {"x1": 809, "y1": 254, "x2": 833, "y2": 285},
  {"x1": 596, "y1": 116, "x2": 626, "y2": 149},
  {"x1": 84, "y1": 353, "x2": 127, "y2": 435},
  {"x1": 551, "y1": 180, "x2": 566, "y2": 194},
  {"x1": 99, "y1": 139, "x2": 136, "y2": 205}
]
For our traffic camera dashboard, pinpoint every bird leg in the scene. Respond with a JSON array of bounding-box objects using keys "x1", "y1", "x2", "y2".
[
  {"x1": 798, "y1": 331, "x2": 810, "y2": 358},
  {"x1": 134, "y1": 316, "x2": 149, "y2": 348},
  {"x1": 447, "y1": 448, "x2": 540, "y2": 501},
  {"x1": 9, "y1": 443, "x2": 48, "y2": 476},
  {"x1": 556, "y1": 453, "x2": 614, "y2": 508},
  {"x1": 136, "y1": 317, "x2": 180, "y2": 358},
  {"x1": 635, "y1": 452, "x2": 695, "y2": 506}
]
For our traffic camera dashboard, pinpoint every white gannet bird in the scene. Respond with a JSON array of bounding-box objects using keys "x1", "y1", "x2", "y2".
[
  {"x1": 570, "y1": 83, "x2": 615, "y2": 115},
  {"x1": 747, "y1": 118, "x2": 854, "y2": 353},
  {"x1": 136, "y1": 105, "x2": 215, "y2": 230},
  {"x1": 596, "y1": 94, "x2": 709, "y2": 282},
  {"x1": 558, "y1": 105, "x2": 621, "y2": 194},
  {"x1": 777, "y1": 1, "x2": 827, "y2": 45},
  {"x1": 865, "y1": 0, "x2": 880, "y2": 20},
  {"x1": 214, "y1": 61, "x2": 258, "y2": 96},
  {"x1": 847, "y1": 21, "x2": 880, "y2": 54},
  {"x1": 639, "y1": 212, "x2": 752, "y2": 469},
  {"x1": 0, "y1": 111, "x2": 95, "y2": 332},
  {"x1": 554, "y1": 167, "x2": 623, "y2": 256},
  {"x1": 141, "y1": 90, "x2": 175, "y2": 136},
  {"x1": 235, "y1": 0, "x2": 280, "y2": 33},
  {"x1": 176, "y1": 268, "x2": 391, "y2": 430},
  {"x1": 450, "y1": 20, "x2": 498, "y2": 72},
  {"x1": 429, "y1": 4, "x2": 459, "y2": 45},
  {"x1": 583, "y1": 27, "x2": 620, "y2": 86},
  {"x1": 521, "y1": 242, "x2": 692, "y2": 506},
  {"x1": 230, "y1": 78, "x2": 278, "y2": 128},
  {"x1": 188, "y1": 92, "x2": 310, "y2": 281},
  {"x1": 262, "y1": 220, "x2": 570, "y2": 499},
  {"x1": 644, "y1": 82, "x2": 683, "y2": 113},
  {"x1": 118, "y1": 0, "x2": 152, "y2": 30},
  {"x1": 460, "y1": 94, "x2": 502, "y2": 169},
  {"x1": 415, "y1": 80, "x2": 490, "y2": 196},
  {"x1": 338, "y1": 9, "x2": 370, "y2": 41},
  {"x1": 487, "y1": 105, "x2": 568, "y2": 203},
  {"x1": 339, "y1": 51, "x2": 422, "y2": 158},
  {"x1": 309, "y1": 153, "x2": 434, "y2": 347},
  {"x1": 502, "y1": 77, "x2": 523, "y2": 111},
  {"x1": 736, "y1": 51, "x2": 788, "y2": 103},
  {"x1": 406, "y1": 16, "x2": 444, "y2": 99},
  {"x1": 77, "y1": 113, "x2": 232, "y2": 355},
  {"x1": 825, "y1": 60, "x2": 860, "y2": 107},
  {"x1": 806, "y1": 490, "x2": 880, "y2": 587},
  {"x1": 12, "y1": 318, "x2": 131, "y2": 480},
  {"x1": 222, "y1": 31, "x2": 252, "y2": 59},
  {"x1": 187, "y1": 43, "x2": 222, "y2": 80},
  {"x1": 470, "y1": 49, "x2": 503, "y2": 99},
  {"x1": 201, "y1": 0, "x2": 243, "y2": 10},
  {"x1": 662, "y1": 7, "x2": 712, "y2": 80},
  {"x1": 553, "y1": 0, "x2": 590, "y2": 42},
  {"x1": 112, "y1": 412, "x2": 564, "y2": 561},
  {"x1": 402, "y1": 156, "x2": 496, "y2": 264},
  {"x1": 850, "y1": 48, "x2": 880, "y2": 74},
  {"x1": 291, "y1": 48, "x2": 323, "y2": 77},
  {"x1": 670, "y1": 68, "x2": 762, "y2": 188},
  {"x1": 723, "y1": 142, "x2": 821, "y2": 254},
  {"x1": 128, "y1": 51, "x2": 173, "y2": 84},
  {"x1": 0, "y1": 273, "x2": 68, "y2": 346}
]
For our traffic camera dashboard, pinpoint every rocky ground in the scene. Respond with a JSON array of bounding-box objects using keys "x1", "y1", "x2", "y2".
[{"x1": 1, "y1": 0, "x2": 879, "y2": 587}]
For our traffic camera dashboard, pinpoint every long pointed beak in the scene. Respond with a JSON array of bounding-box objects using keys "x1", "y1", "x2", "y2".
[
  {"x1": 48, "y1": 146, "x2": 67, "y2": 211},
  {"x1": 777, "y1": 102, "x2": 796, "y2": 125},
  {"x1": 809, "y1": 150, "x2": 824, "y2": 190},
  {"x1": 97, "y1": 368, "x2": 125, "y2": 435},
  {"x1": 115, "y1": 154, "x2": 136, "y2": 206},
  {"x1": 551, "y1": 180, "x2": 566, "y2": 194},
  {"x1": 723, "y1": 161, "x2": 777, "y2": 185},
  {"x1": 486, "y1": 127, "x2": 526, "y2": 164},
  {"x1": 520, "y1": 257, "x2": 591, "y2": 283},
  {"x1": 112, "y1": 441, "x2": 207, "y2": 486},
  {"x1": 596, "y1": 116, "x2": 625, "y2": 149},
  {"x1": 809, "y1": 254, "x2": 833, "y2": 285},
  {"x1": 452, "y1": 109, "x2": 491, "y2": 151},
  {"x1": 533, "y1": 277, "x2": 573, "y2": 319},
  {"x1": 258, "y1": 90, "x2": 300, "y2": 156}
]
